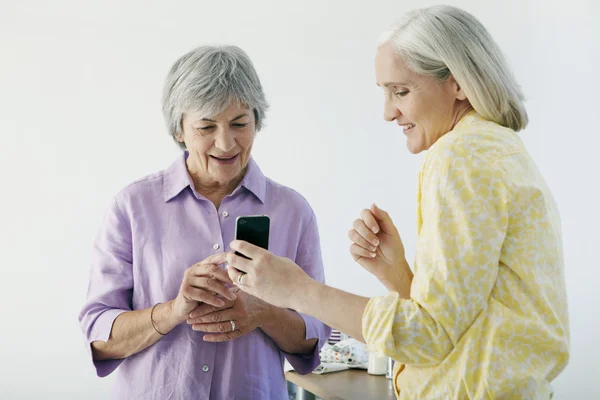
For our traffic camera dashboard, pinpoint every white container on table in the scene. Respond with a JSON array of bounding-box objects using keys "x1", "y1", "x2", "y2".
[{"x1": 367, "y1": 352, "x2": 388, "y2": 375}]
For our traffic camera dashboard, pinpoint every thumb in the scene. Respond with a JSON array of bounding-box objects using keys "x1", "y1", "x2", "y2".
[{"x1": 370, "y1": 204, "x2": 398, "y2": 235}]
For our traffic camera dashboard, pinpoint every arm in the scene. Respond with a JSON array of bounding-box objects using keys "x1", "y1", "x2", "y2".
[
  {"x1": 290, "y1": 280, "x2": 369, "y2": 342},
  {"x1": 228, "y1": 153, "x2": 508, "y2": 366},
  {"x1": 78, "y1": 197, "x2": 137, "y2": 376},
  {"x1": 260, "y1": 307, "x2": 318, "y2": 354},
  {"x1": 363, "y1": 154, "x2": 509, "y2": 364},
  {"x1": 265, "y1": 210, "x2": 331, "y2": 372},
  {"x1": 91, "y1": 301, "x2": 183, "y2": 361},
  {"x1": 79, "y1": 198, "x2": 232, "y2": 376},
  {"x1": 91, "y1": 254, "x2": 232, "y2": 363}
]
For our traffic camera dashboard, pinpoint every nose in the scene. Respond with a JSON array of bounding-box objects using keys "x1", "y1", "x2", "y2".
[
  {"x1": 214, "y1": 127, "x2": 236, "y2": 152},
  {"x1": 383, "y1": 96, "x2": 401, "y2": 122}
]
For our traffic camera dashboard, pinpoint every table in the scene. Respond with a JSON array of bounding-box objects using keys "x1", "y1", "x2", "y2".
[{"x1": 286, "y1": 369, "x2": 396, "y2": 400}]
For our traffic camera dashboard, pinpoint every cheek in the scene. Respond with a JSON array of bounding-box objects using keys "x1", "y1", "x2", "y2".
[
  {"x1": 239, "y1": 131, "x2": 256, "y2": 150},
  {"x1": 397, "y1": 97, "x2": 419, "y2": 120},
  {"x1": 186, "y1": 136, "x2": 213, "y2": 157}
]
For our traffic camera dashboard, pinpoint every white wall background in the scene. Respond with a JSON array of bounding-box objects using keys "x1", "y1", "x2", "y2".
[{"x1": 1, "y1": 0, "x2": 598, "y2": 398}]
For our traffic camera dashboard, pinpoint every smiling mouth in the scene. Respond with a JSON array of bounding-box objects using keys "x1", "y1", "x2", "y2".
[
  {"x1": 210, "y1": 154, "x2": 239, "y2": 164},
  {"x1": 402, "y1": 123, "x2": 415, "y2": 133}
]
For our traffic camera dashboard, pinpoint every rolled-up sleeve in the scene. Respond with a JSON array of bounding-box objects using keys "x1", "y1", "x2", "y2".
[
  {"x1": 78, "y1": 197, "x2": 134, "y2": 377},
  {"x1": 283, "y1": 210, "x2": 332, "y2": 374},
  {"x1": 362, "y1": 152, "x2": 508, "y2": 366}
]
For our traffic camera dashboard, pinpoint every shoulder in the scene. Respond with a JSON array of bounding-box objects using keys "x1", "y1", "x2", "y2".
[
  {"x1": 265, "y1": 177, "x2": 315, "y2": 215},
  {"x1": 425, "y1": 117, "x2": 523, "y2": 177},
  {"x1": 419, "y1": 118, "x2": 525, "y2": 202},
  {"x1": 113, "y1": 169, "x2": 166, "y2": 213},
  {"x1": 439, "y1": 118, "x2": 521, "y2": 160}
]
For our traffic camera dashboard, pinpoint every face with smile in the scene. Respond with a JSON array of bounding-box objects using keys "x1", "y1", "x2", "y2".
[
  {"x1": 375, "y1": 43, "x2": 472, "y2": 154},
  {"x1": 178, "y1": 104, "x2": 256, "y2": 189}
]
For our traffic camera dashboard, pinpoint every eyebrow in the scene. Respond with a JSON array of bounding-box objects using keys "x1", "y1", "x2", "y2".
[
  {"x1": 201, "y1": 113, "x2": 249, "y2": 123},
  {"x1": 377, "y1": 81, "x2": 411, "y2": 88}
]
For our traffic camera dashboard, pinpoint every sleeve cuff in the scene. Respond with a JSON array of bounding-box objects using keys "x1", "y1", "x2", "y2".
[
  {"x1": 282, "y1": 312, "x2": 331, "y2": 375},
  {"x1": 85, "y1": 308, "x2": 128, "y2": 377},
  {"x1": 362, "y1": 292, "x2": 400, "y2": 356}
]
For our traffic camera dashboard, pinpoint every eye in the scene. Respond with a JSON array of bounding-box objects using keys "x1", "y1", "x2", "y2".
[
  {"x1": 232, "y1": 123, "x2": 248, "y2": 128},
  {"x1": 197, "y1": 126, "x2": 215, "y2": 132},
  {"x1": 395, "y1": 91, "x2": 409, "y2": 98}
]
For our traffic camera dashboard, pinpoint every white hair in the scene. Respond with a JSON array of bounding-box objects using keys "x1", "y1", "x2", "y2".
[
  {"x1": 162, "y1": 45, "x2": 269, "y2": 149},
  {"x1": 379, "y1": 5, "x2": 528, "y2": 131}
]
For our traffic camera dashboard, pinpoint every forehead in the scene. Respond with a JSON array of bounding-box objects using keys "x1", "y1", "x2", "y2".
[
  {"x1": 375, "y1": 44, "x2": 417, "y2": 87},
  {"x1": 186, "y1": 104, "x2": 251, "y2": 123}
]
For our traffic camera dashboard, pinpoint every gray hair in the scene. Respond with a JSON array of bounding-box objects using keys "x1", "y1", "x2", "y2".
[
  {"x1": 379, "y1": 5, "x2": 528, "y2": 131},
  {"x1": 162, "y1": 45, "x2": 269, "y2": 149}
]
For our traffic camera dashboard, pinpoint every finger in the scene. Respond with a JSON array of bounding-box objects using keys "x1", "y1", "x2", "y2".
[
  {"x1": 188, "y1": 308, "x2": 239, "y2": 325},
  {"x1": 191, "y1": 263, "x2": 234, "y2": 286},
  {"x1": 360, "y1": 208, "x2": 380, "y2": 234},
  {"x1": 371, "y1": 204, "x2": 399, "y2": 235},
  {"x1": 353, "y1": 218, "x2": 379, "y2": 247},
  {"x1": 187, "y1": 276, "x2": 235, "y2": 301},
  {"x1": 201, "y1": 252, "x2": 228, "y2": 266},
  {"x1": 348, "y1": 228, "x2": 377, "y2": 252},
  {"x1": 183, "y1": 287, "x2": 225, "y2": 307},
  {"x1": 188, "y1": 299, "x2": 233, "y2": 319},
  {"x1": 226, "y1": 252, "x2": 253, "y2": 274},
  {"x1": 230, "y1": 240, "x2": 266, "y2": 260},
  {"x1": 227, "y1": 266, "x2": 250, "y2": 289},
  {"x1": 350, "y1": 243, "x2": 376, "y2": 260},
  {"x1": 202, "y1": 330, "x2": 245, "y2": 342},
  {"x1": 192, "y1": 321, "x2": 237, "y2": 333}
]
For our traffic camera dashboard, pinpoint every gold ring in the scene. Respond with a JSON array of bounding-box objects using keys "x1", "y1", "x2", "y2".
[
  {"x1": 230, "y1": 320, "x2": 236, "y2": 331},
  {"x1": 237, "y1": 274, "x2": 245, "y2": 286}
]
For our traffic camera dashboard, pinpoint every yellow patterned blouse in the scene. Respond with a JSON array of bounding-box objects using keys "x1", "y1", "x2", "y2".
[{"x1": 362, "y1": 112, "x2": 570, "y2": 399}]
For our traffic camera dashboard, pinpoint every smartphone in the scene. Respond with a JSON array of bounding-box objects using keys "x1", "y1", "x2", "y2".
[{"x1": 234, "y1": 215, "x2": 270, "y2": 259}]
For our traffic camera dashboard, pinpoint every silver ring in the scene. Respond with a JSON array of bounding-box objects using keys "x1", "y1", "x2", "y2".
[
  {"x1": 237, "y1": 274, "x2": 245, "y2": 286},
  {"x1": 230, "y1": 320, "x2": 236, "y2": 331}
]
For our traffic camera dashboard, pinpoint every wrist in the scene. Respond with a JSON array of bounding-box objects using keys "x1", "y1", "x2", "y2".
[
  {"x1": 258, "y1": 303, "x2": 279, "y2": 330},
  {"x1": 290, "y1": 277, "x2": 322, "y2": 315},
  {"x1": 380, "y1": 260, "x2": 413, "y2": 298},
  {"x1": 154, "y1": 300, "x2": 185, "y2": 334}
]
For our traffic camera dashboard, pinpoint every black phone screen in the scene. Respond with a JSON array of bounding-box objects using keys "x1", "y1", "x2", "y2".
[{"x1": 235, "y1": 216, "x2": 270, "y2": 258}]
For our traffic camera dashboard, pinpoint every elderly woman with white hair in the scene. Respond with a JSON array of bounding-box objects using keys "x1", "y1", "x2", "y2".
[
  {"x1": 225, "y1": 6, "x2": 569, "y2": 399},
  {"x1": 78, "y1": 45, "x2": 331, "y2": 399}
]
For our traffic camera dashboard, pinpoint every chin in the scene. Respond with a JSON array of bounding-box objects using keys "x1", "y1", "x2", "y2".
[
  {"x1": 214, "y1": 171, "x2": 240, "y2": 182},
  {"x1": 406, "y1": 141, "x2": 423, "y2": 154}
]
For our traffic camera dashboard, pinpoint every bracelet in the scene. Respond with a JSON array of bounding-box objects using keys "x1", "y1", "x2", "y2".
[{"x1": 150, "y1": 303, "x2": 167, "y2": 336}]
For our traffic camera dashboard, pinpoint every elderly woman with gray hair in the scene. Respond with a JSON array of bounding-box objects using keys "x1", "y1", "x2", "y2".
[
  {"x1": 225, "y1": 6, "x2": 570, "y2": 399},
  {"x1": 78, "y1": 46, "x2": 331, "y2": 399}
]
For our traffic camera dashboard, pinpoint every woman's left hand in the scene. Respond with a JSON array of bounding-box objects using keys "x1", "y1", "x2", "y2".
[
  {"x1": 186, "y1": 287, "x2": 272, "y2": 342},
  {"x1": 225, "y1": 240, "x2": 311, "y2": 310},
  {"x1": 348, "y1": 204, "x2": 413, "y2": 295}
]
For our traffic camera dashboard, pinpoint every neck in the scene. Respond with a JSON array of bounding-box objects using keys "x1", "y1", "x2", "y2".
[
  {"x1": 451, "y1": 103, "x2": 475, "y2": 130},
  {"x1": 186, "y1": 159, "x2": 247, "y2": 208}
]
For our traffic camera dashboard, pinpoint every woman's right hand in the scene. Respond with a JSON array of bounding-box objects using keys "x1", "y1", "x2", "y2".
[{"x1": 171, "y1": 253, "x2": 235, "y2": 321}]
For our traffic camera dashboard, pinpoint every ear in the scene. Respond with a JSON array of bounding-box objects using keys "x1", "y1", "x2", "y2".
[
  {"x1": 175, "y1": 114, "x2": 187, "y2": 143},
  {"x1": 448, "y1": 74, "x2": 467, "y2": 101},
  {"x1": 174, "y1": 126, "x2": 185, "y2": 143}
]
